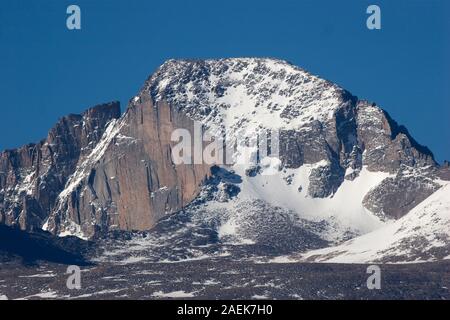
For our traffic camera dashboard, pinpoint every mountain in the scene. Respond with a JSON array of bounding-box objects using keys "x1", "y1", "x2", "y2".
[
  {"x1": 0, "y1": 102, "x2": 121, "y2": 234},
  {"x1": 0, "y1": 58, "x2": 449, "y2": 263}
]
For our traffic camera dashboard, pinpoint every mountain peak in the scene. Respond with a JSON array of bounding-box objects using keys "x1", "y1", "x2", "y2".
[{"x1": 138, "y1": 57, "x2": 347, "y2": 132}]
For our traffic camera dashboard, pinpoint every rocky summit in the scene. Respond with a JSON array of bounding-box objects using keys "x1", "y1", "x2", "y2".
[{"x1": 0, "y1": 58, "x2": 449, "y2": 265}]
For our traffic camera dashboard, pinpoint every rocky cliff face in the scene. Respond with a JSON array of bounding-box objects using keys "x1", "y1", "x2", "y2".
[
  {"x1": 1, "y1": 98, "x2": 211, "y2": 239},
  {"x1": 0, "y1": 58, "x2": 447, "y2": 245},
  {"x1": 0, "y1": 102, "x2": 120, "y2": 232},
  {"x1": 45, "y1": 98, "x2": 211, "y2": 238}
]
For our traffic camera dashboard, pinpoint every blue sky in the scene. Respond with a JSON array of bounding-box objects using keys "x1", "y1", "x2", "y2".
[{"x1": 0, "y1": 0, "x2": 449, "y2": 161}]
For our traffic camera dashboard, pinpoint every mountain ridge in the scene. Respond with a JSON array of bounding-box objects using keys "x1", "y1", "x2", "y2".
[{"x1": 0, "y1": 58, "x2": 448, "y2": 263}]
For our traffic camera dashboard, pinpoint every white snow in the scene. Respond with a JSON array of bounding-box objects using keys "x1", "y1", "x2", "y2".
[
  {"x1": 151, "y1": 290, "x2": 196, "y2": 298},
  {"x1": 159, "y1": 252, "x2": 231, "y2": 264},
  {"x1": 68, "y1": 289, "x2": 126, "y2": 299},
  {"x1": 210, "y1": 163, "x2": 391, "y2": 242},
  {"x1": 19, "y1": 272, "x2": 56, "y2": 278},
  {"x1": 298, "y1": 183, "x2": 450, "y2": 263},
  {"x1": 17, "y1": 290, "x2": 59, "y2": 300},
  {"x1": 117, "y1": 256, "x2": 149, "y2": 265},
  {"x1": 15, "y1": 171, "x2": 35, "y2": 196},
  {"x1": 148, "y1": 58, "x2": 348, "y2": 139},
  {"x1": 218, "y1": 217, "x2": 239, "y2": 238},
  {"x1": 41, "y1": 219, "x2": 49, "y2": 231},
  {"x1": 259, "y1": 156, "x2": 282, "y2": 176},
  {"x1": 58, "y1": 219, "x2": 88, "y2": 240},
  {"x1": 115, "y1": 133, "x2": 137, "y2": 145}
]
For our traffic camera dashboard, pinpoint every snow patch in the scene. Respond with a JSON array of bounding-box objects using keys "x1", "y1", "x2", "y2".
[
  {"x1": 152, "y1": 290, "x2": 196, "y2": 298},
  {"x1": 298, "y1": 183, "x2": 450, "y2": 263}
]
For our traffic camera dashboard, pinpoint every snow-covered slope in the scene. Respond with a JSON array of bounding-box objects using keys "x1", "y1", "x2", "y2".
[
  {"x1": 200, "y1": 164, "x2": 392, "y2": 244},
  {"x1": 293, "y1": 182, "x2": 450, "y2": 263},
  {"x1": 140, "y1": 58, "x2": 350, "y2": 136}
]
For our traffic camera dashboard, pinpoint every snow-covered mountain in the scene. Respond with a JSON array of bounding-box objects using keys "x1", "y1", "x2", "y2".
[{"x1": 0, "y1": 58, "x2": 448, "y2": 263}]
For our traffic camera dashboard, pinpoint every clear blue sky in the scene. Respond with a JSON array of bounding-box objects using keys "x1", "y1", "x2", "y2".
[{"x1": 1, "y1": 0, "x2": 449, "y2": 161}]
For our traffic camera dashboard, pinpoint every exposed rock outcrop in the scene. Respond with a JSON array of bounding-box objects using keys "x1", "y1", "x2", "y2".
[
  {"x1": 46, "y1": 99, "x2": 211, "y2": 238},
  {"x1": 362, "y1": 168, "x2": 441, "y2": 220},
  {"x1": 0, "y1": 102, "x2": 121, "y2": 231}
]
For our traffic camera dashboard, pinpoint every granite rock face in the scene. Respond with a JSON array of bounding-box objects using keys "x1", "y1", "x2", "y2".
[
  {"x1": 45, "y1": 99, "x2": 211, "y2": 238},
  {"x1": 362, "y1": 172, "x2": 440, "y2": 220},
  {"x1": 0, "y1": 98, "x2": 211, "y2": 239},
  {"x1": 0, "y1": 102, "x2": 121, "y2": 232}
]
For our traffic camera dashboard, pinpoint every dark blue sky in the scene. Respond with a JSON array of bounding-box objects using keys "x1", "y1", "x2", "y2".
[{"x1": 1, "y1": 0, "x2": 449, "y2": 161}]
